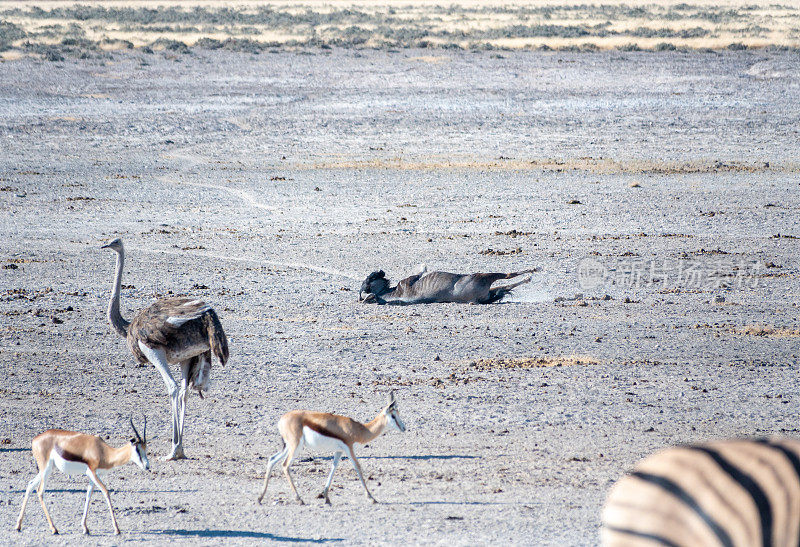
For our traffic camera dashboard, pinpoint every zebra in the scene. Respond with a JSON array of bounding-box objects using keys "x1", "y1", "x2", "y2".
[{"x1": 601, "y1": 438, "x2": 800, "y2": 547}]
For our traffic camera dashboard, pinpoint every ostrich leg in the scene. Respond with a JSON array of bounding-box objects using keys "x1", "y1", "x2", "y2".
[
  {"x1": 136, "y1": 343, "x2": 184, "y2": 460},
  {"x1": 176, "y1": 360, "x2": 191, "y2": 457}
]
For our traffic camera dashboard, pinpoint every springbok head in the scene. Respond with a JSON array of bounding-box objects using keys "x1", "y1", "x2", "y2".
[
  {"x1": 359, "y1": 270, "x2": 391, "y2": 301},
  {"x1": 383, "y1": 391, "x2": 406, "y2": 433},
  {"x1": 129, "y1": 417, "x2": 150, "y2": 471}
]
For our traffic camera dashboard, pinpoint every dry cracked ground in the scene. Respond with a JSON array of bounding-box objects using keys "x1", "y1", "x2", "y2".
[{"x1": 1, "y1": 48, "x2": 799, "y2": 545}]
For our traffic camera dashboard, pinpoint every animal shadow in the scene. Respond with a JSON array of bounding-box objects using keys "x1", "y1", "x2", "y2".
[{"x1": 155, "y1": 529, "x2": 343, "y2": 542}]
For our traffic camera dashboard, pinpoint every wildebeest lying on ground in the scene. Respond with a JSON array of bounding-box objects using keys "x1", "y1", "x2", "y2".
[{"x1": 358, "y1": 266, "x2": 537, "y2": 305}]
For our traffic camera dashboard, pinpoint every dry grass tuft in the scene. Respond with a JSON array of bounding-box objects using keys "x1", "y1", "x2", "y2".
[
  {"x1": 303, "y1": 158, "x2": 799, "y2": 174},
  {"x1": 736, "y1": 325, "x2": 800, "y2": 337},
  {"x1": 467, "y1": 355, "x2": 599, "y2": 370}
]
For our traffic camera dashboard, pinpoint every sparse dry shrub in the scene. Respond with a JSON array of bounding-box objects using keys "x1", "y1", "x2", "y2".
[
  {"x1": 655, "y1": 42, "x2": 677, "y2": 51},
  {"x1": 194, "y1": 37, "x2": 222, "y2": 50},
  {"x1": 218, "y1": 38, "x2": 264, "y2": 53},
  {"x1": 0, "y1": 20, "x2": 26, "y2": 51},
  {"x1": 150, "y1": 38, "x2": 190, "y2": 54}
]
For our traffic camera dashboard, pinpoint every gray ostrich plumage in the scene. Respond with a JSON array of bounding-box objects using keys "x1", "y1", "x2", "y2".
[{"x1": 102, "y1": 238, "x2": 228, "y2": 460}]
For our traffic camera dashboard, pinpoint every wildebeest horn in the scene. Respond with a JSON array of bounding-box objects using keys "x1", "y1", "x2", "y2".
[{"x1": 130, "y1": 417, "x2": 142, "y2": 443}]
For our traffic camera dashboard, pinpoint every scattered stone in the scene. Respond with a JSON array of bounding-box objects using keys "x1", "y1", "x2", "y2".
[
  {"x1": 494, "y1": 229, "x2": 532, "y2": 237},
  {"x1": 51, "y1": 316, "x2": 63, "y2": 324},
  {"x1": 567, "y1": 199, "x2": 582, "y2": 204},
  {"x1": 629, "y1": 181, "x2": 641, "y2": 188},
  {"x1": 713, "y1": 295, "x2": 725, "y2": 303},
  {"x1": 479, "y1": 247, "x2": 522, "y2": 256}
]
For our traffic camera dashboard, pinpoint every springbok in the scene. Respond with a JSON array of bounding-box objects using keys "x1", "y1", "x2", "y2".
[
  {"x1": 359, "y1": 266, "x2": 536, "y2": 305},
  {"x1": 15, "y1": 419, "x2": 149, "y2": 535},
  {"x1": 602, "y1": 437, "x2": 800, "y2": 546},
  {"x1": 257, "y1": 392, "x2": 406, "y2": 505}
]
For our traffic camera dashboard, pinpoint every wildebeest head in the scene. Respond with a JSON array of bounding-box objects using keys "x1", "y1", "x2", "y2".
[{"x1": 359, "y1": 270, "x2": 391, "y2": 301}]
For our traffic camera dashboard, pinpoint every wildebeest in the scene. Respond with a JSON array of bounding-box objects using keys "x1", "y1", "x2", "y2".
[{"x1": 358, "y1": 266, "x2": 536, "y2": 305}]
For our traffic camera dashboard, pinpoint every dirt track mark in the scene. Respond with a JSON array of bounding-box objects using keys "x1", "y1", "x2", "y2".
[{"x1": 128, "y1": 245, "x2": 360, "y2": 281}]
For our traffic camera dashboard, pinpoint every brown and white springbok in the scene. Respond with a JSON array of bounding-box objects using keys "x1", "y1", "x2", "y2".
[
  {"x1": 257, "y1": 392, "x2": 406, "y2": 506},
  {"x1": 15, "y1": 419, "x2": 149, "y2": 535}
]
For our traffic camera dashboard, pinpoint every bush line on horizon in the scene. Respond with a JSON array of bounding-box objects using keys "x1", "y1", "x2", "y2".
[
  {"x1": 3, "y1": 35, "x2": 796, "y2": 61},
  {"x1": 2, "y1": 2, "x2": 799, "y2": 57}
]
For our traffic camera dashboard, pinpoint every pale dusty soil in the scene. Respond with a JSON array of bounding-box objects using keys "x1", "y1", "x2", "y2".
[{"x1": 1, "y1": 49, "x2": 799, "y2": 545}]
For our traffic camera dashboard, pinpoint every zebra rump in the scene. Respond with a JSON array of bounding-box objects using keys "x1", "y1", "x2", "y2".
[{"x1": 601, "y1": 438, "x2": 800, "y2": 547}]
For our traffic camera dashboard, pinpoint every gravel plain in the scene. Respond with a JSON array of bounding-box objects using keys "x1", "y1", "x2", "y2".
[{"x1": 1, "y1": 49, "x2": 799, "y2": 545}]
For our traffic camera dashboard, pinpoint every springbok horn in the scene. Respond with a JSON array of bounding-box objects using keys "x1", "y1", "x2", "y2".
[
  {"x1": 389, "y1": 390, "x2": 395, "y2": 404},
  {"x1": 130, "y1": 417, "x2": 142, "y2": 443},
  {"x1": 142, "y1": 415, "x2": 147, "y2": 443}
]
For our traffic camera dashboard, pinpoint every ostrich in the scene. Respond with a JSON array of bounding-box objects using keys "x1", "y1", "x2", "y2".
[
  {"x1": 358, "y1": 266, "x2": 538, "y2": 305},
  {"x1": 102, "y1": 238, "x2": 229, "y2": 460}
]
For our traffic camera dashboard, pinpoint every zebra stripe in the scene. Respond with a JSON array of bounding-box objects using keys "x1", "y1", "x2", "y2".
[
  {"x1": 754, "y1": 439, "x2": 800, "y2": 546},
  {"x1": 689, "y1": 446, "x2": 772, "y2": 546},
  {"x1": 601, "y1": 438, "x2": 800, "y2": 547},
  {"x1": 629, "y1": 470, "x2": 734, "y2": 547},
  {"x1": 602, "y1": 524, "x2": 681, "y2": 547}
]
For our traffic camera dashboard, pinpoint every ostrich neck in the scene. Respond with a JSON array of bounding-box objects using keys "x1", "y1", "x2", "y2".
[{"x1": 108, "y1": 250, "x2": 130, "y2": 338}]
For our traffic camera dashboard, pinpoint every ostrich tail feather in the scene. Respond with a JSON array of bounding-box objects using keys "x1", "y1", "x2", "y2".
[{"x1": 189, "y1": 353, "x2": 213, "y2": 393}]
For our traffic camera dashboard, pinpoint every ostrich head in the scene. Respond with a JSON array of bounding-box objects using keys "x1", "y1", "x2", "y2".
[
  {"x1": 101, "y1": 237, "x2": 124, "y2": 253},
  {"x1": 359, "y1": 270, "x2": 390, "y2": 301}
]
